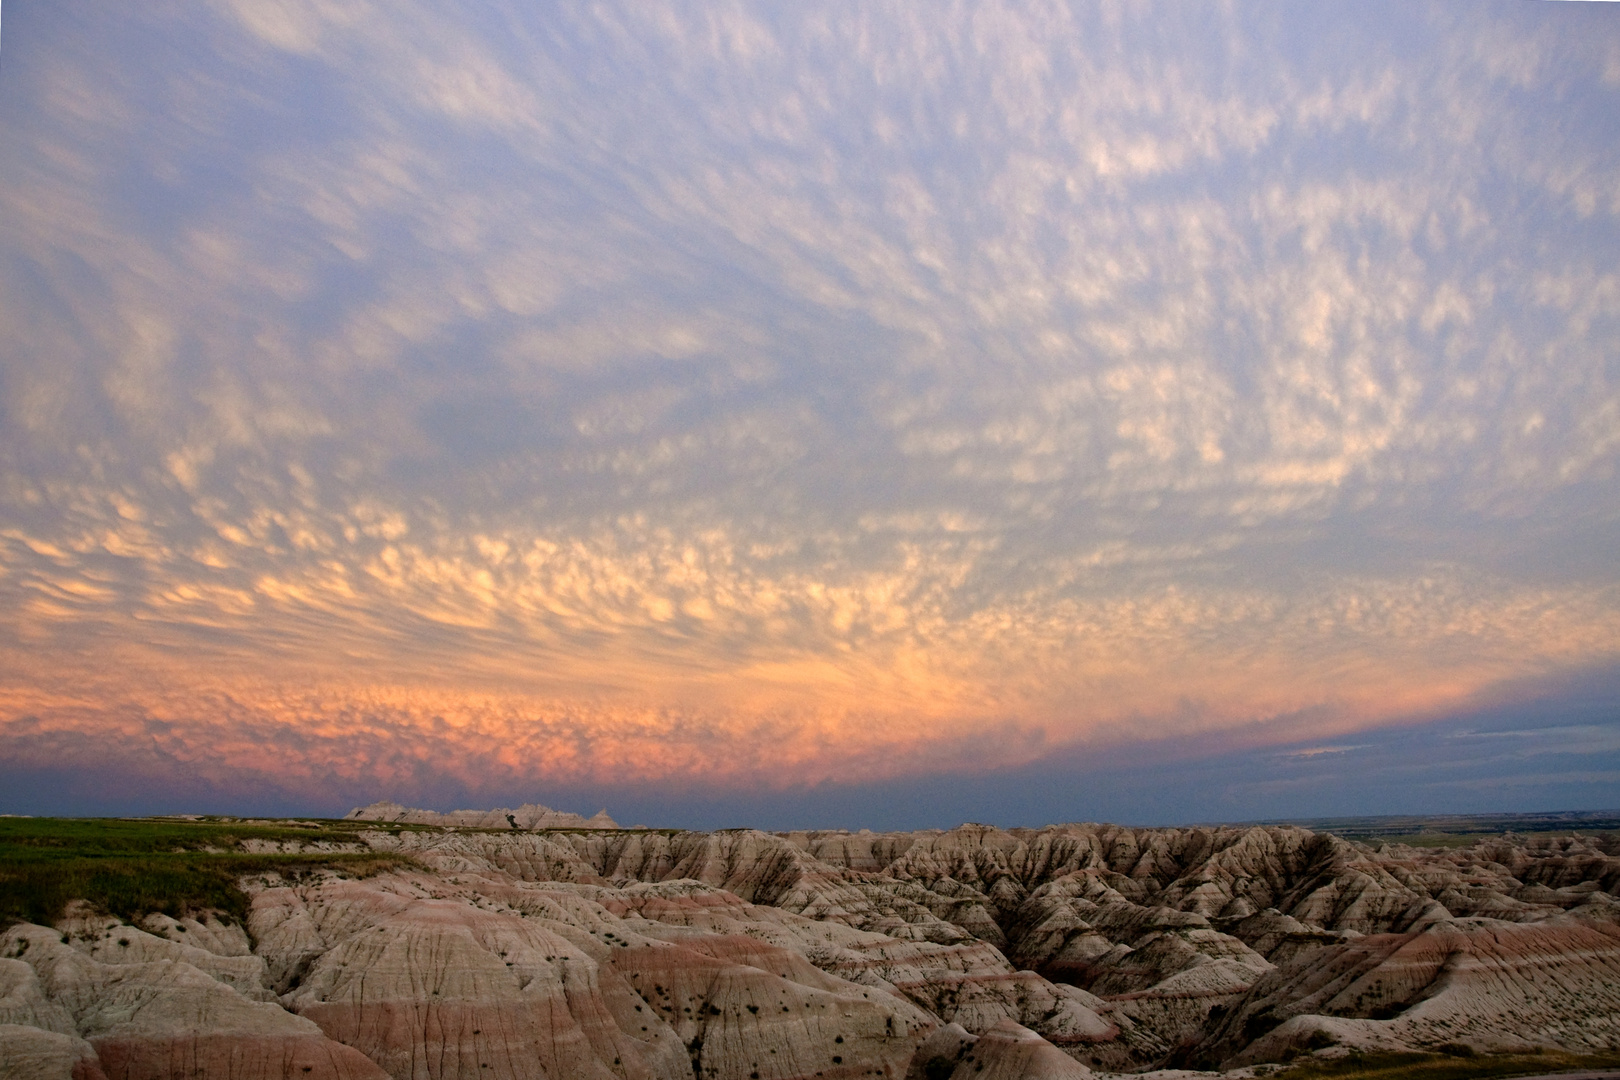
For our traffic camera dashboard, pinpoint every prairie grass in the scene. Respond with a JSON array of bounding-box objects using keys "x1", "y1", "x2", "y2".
[
  {"x1": 1273, "y1": 1049, "x2": 1620, "y2": 1080},
  {"x1": 0, "y1": 816, "x2": 416, "y2": 927},
  {"x1": 1381, "y1": 834, "x2": 1506, "y2": 850}
]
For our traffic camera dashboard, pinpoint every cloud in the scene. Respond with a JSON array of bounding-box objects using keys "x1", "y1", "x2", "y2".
[
  {"x1": 1, "y1": 1, "x2": 1618, "y2": 811},
  {"x1": 1281, "y1": 745, "x2": 1370, "y2": 759}
]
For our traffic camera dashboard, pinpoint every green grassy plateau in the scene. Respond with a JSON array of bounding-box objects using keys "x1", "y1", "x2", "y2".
[
  {"x1": 1270, "y1": 1049, "x2": 1620, "y2": 1080},
  {"x1": 0, "y1": 815, "x2": 416, "y2": 927},
  {"x1": 1269, "y1": 810, "x2": 1620, "y2": 847}
]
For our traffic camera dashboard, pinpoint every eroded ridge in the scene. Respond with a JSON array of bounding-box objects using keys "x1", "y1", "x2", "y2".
[{"x1": 3, "y1": 816, "x2": 1617, "y2": 1079}]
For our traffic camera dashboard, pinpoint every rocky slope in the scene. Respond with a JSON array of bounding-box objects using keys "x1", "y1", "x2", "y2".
[{"x1": 2, "y1": 815, "x2": 1617, "y2": 1080}]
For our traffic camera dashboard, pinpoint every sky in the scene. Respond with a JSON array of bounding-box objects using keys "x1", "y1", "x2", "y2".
[{"x1": 1, "y1": 1, "x2": 1618, "y2": 828}]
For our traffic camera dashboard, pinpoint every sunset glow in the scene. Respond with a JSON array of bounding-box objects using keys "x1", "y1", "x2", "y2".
[{"x1": 2, "y1": 1, "x2": 1618, "y2": 822}]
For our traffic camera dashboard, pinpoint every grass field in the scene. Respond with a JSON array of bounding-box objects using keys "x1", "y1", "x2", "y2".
[
  {"x1": 1266, "y1": 811, "x2": 1620, "y2": 849},
  {"x1": 1269, "y1": 1049, "x2": 1620, "y2": 1080},
  {"x1": 0, "y1": 815, "x2": 417, "y2": 927},
  {"x1": 1372, "y1": 833, "x2": 1525, "y2": 850}
]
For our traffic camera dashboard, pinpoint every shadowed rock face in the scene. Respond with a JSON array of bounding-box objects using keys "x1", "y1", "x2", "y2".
[
  {"x1": 2, "y1": 819, "x2": 1617, "y2": 1078},
  {"x1": 1197, "y1": 904, "x2": 1620, "y2": 1066}
]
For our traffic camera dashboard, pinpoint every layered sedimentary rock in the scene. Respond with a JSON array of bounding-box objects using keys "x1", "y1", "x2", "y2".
[
  {"x1": 2, "y1": 816, "x2": 1616, "y2": 1078},
  {"x1": 0, "y1": 1023, "x2": 108, "y2": 1080},
  {"x1": 1200, "y1": 901, "x2": 1620, "y2": 1065},
  {"x1": 345, "y1": 801, "x2": 621, "y2": 831},
  {"x1": 1, "y1": 922, "x2": 387, "y2": 1080},
  {"x1": 906, "y1": 1020, "x2": 1095, "y2": 1080}
]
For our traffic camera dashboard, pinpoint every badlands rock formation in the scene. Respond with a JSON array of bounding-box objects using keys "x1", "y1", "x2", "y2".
[
  {"x1": 2, "y1": 816, "x2": 1617, "y2": 1080},
  {"x1": 345, "y1": 802, "x2": 621, "y2": 831}
]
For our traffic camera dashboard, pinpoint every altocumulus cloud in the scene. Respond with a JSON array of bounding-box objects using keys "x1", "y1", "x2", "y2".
[{"x1": 0, "y1": 1, "x2": 1618, "y2": 817}]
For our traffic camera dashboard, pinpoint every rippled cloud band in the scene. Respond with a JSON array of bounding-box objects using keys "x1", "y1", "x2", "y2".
[{"x1": 2, "y1": 1, "x2": 1617, "y2": 813}]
